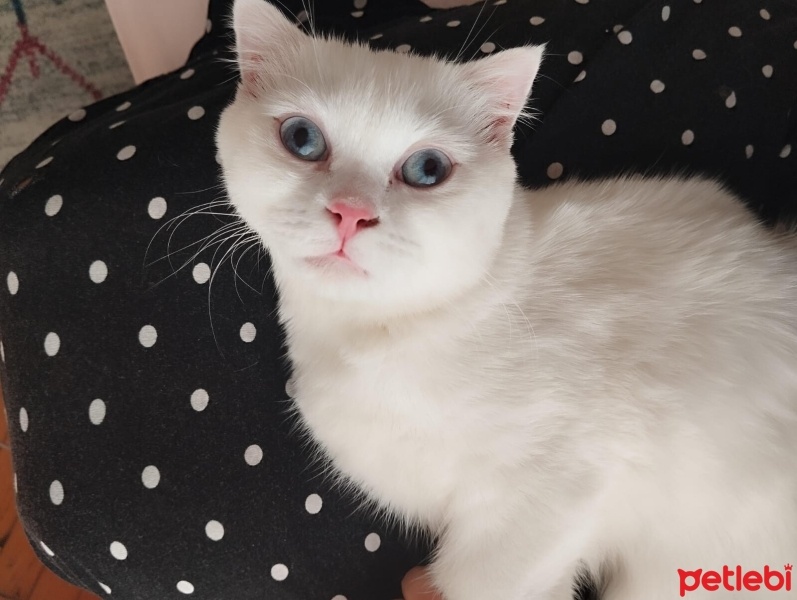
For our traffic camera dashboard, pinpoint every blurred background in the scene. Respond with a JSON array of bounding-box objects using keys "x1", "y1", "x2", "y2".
[{"x1": 0, "y1": 0, "x2": 132, "y2": 167}]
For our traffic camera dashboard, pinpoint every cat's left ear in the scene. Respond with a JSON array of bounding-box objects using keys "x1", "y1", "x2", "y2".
[
  {"x1": 461, "y1": 45, "x2": 545, "y2": 147},
  {"x1": 231, "y1": 0, "x2": 305, "y2": 96}
]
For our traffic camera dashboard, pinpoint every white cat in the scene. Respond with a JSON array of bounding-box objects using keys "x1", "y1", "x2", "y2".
[{"x1": 216, "y1": 1, "x2": 797, "y2": 598}]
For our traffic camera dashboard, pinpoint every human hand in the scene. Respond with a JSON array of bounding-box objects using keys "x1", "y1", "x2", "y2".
[{"x1": 402, "y1": 566, "x2": 444, "y2": 600}]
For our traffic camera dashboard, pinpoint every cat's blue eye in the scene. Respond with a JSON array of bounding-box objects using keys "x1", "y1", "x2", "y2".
[
  {"x1": 279, "y1": 116, "x2": 327, "y2": 161},
  {"x1": 401, "y1": 149, "x2": 452, "y2": 188}
]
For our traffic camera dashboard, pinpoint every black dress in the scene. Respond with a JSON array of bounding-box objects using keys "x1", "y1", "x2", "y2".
[{"x1": 0, "y1": 1, "x2": 795, "y2": 598}]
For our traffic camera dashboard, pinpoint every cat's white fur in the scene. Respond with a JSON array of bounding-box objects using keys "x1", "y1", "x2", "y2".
[{"x1": 217, "y1": 1, "x2": 797, "y2": 598}]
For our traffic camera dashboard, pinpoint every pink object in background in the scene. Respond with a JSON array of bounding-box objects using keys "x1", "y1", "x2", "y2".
[
  {"x1": 105, "y1": 0, "x2": 481, "y2": 83},
  {"x1": 104, "y1": 0, "x2": 209, "y2": 83},
  {"x1": 420, "y1": 0, "x2": 483, "y2": 8}
]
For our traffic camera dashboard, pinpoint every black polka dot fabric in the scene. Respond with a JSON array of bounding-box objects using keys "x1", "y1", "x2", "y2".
[{"x1": 0, "y1": 1, "x2": 795, "y2": 599}]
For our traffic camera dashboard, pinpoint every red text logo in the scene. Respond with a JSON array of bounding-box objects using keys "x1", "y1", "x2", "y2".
[{"x1": 678, "y1": 565, "x2": 792, "y2": 596}]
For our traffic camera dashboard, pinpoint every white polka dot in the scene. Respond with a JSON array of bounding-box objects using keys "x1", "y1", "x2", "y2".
[
  {"x1": 110, "y1": 541, "x2": 128, "y2": 560},
  {"x1": 725, "y1": 91, "x2": 737, "y2": 108},
  {"x1": 547, "y1": 162, "x2": 564, "y2": 180},
  {"x1": 142, "y1": 465, "x2": 160, "y2": 489},
  {"x1": 692, "y1": 49, "x2": 706, "y2": 60},
  {"x1": 574, "y1": 70, "x2": 586, "y2": 82},
  {"x1": 68, "y1": 109, "x2": 86, "y2": 122},
  {"x1": 612, "y1": 24, "x2": 624, "y2": 34},
  {"x1": 369, "y1": 33, "x2": 383, "y2": 40},
  {"x1": 89, "y1": 260, "x2": 108, "y2": 284},
  {"x1": 354, "y1": 0, "x2": 367, "y2": 8},
  {"x1": 240, "y1": 322, "x2": 257, "y2": 343},
  {"x1": 192, "y1": 263, "x2": 211, "y2": 284},
  {"x1": 617, "y1": 30, "x2": 633, "y2": 45},
  {"x1": 296, "y1": 10, "x2": 308, "y2": 22},
  {"x1": 139, "y1": 325, "x2": 157, "y2": 348},
  {"x1": 109, "y1": 121, "x2": 125, "y2": 129},
  {"x1": 271, "y1": 564, "x2": 289, "y2": 581},
  {"x1": 728, "y1": 26, "x2": 742, "y2": 37},
  {"x1": 7, "y1": 271, "x2": 19, "y2": 295},
  {"x1": 480, "y1": 42, "x2": 496, "y2": 54},
  {"x1": 40, "y1": 541, "x2": 55, "y2": 556},
  {"x1": 19, "y1": 407, "x2": 28, "y2": 432},
  {"x1": 180, "y1": 68, "x2": 195, "y2": 80},
  {"x1": 351, "y1": 10, "x2": 364, "y2": 17},
  {"x1": 650, "y1": 79, "x2": 665, "y2": 93},
  {"x1": 285, "y1": 377, "x2": 297, "y2": 397},
  {"x1": 49, "y1": 480, "x2": 64, "y2": 505},
  {"x1": 419, "y1": 15, "x2": 432, "y2": 22},
  {"x1": 447, "y1": 20, "x2": 460, "y2": 27},
  {"x1": 177, "y1": 580, "x2": 195, "y2": 594},
  {"x1": 681, "y1": 129, "x2": 695, "y2": 146},
  {"x1": 364, "y1": 532, "x2": 381, "y2": 552},
  {"x1": 693, "y1": 0, "x2": 701, "y2": 3},
  {"x1": 601, "y1": 119, "x2": 617, "y2": 136},
  {"x1": 662, "y1": 5, "x2": 670, "y2": 21},
  {"x1": 148, "y1": 197, "x2": 167, "y2": 219},
  {"x1": 745, "y1": 144, "x2": 754, "y2": 159},
  {"x1": 762, "y1": 64, "x2": 773, "y2": 78},
  {"x1": 116, "y1": 101, "x2": 131, "y2": 112},
  {"x1": 396, "y1": 44, "x2": 411, "y2": 53},
  {"x1": 567, "y1": 51, "x2": 583, "y2": 65},
  {"x1": 187, "y1": 106, "x2": 206, "y2": 121},
  {"x1": 99, "y1": 582, "x2": 111, "y2": 594},
  {"x1": 45, "y1": 194, "x2": 63, "y2": 216},
  {"x1": 794, "y1": 40, "x2": 797, "y2": 50},
  {"x1": 44, "y1": 332, "x2": 60, "y2": 356},
  {"x1": 89, "y1": 399, "x2": 106, "y2": 425},
  {"x1": 36, "y1": 156, "x2": 53, "y2": 169},
  {"x1": 305, "y1": 493, "x2": 323, "y2": 514},
  {"x1": 0, "y1": 341, "x2": 4, "y2": 362},
  {"x1": 117, "y1": 145, "x2": 136, "y2": 161},
  {"x1": 529, "y1": 16, "x2": 545, "y2": 25},
  {"x1": 191, "y1": 389, "x2": 209, "y2": 411},
  {"x1": 760, "y1": 8, "x2": 770, "y2": 20},
  {"x1": 205, "y1": 520, "x2": 224, "y2": 541},
  {"x1": 575, "y1": 0, "x2": 589, "y2": 4},
  {"x1": 331, "y1": 596, "x2": 347, "y2": 600},
  {"x1": 206, "y1": 18, "x2": 212, "y2": 33},
  {"x1": 245, "y1": 444, "x2": 263, "y2": 466},
  {"x1": 780, "y1": 144, "x2": 792, "y2": 158}
]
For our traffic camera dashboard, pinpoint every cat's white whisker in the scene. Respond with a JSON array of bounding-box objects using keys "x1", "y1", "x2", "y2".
[{"x1": 454, "y1": 0, "x2": 493, "y2": 64}]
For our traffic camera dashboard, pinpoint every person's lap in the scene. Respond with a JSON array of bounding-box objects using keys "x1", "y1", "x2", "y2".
[{"x1": 0, "y1": 1, "x2": 794, "y2": 598}]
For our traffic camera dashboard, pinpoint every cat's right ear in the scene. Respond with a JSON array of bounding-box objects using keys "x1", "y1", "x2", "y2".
[
  {"x1": 231, "y1": 0, "x2": 305, "y2": 96},
  {"x1": 460, "y1": 45, "x2": 545, "y2": 148}
]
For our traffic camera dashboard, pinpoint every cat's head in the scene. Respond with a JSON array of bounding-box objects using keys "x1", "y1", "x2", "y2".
[{"x1": 217, "y1": 0, "x2": 543, "y2": 321}]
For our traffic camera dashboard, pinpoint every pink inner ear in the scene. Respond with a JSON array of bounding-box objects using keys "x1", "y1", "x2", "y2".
[
  {"x1": 486, "y1": 116, "x2": 512, "y2": 144},
  {"x1": 240, "y1": 52, "x2": 264, "y2": 95},
  {"x1": 464, "y1": 46, "x2": 544, "y2": 146}
]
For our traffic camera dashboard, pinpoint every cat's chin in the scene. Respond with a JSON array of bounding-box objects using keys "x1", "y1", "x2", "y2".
[{"x1": 304, "y1": 252, "x2": 368, "y2": 277}]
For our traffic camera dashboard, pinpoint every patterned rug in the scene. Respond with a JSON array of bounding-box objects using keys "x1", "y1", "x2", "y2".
[{"x1": 0, "y1": 0, "x2": 133, "y2": 167}]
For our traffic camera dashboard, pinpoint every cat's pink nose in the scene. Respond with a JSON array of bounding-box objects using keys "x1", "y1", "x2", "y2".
[{"x1": 327, "y1": 202, "x2": 379, "y2": 246}]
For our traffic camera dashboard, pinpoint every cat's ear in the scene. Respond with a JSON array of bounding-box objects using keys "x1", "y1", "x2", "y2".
[
  {"x1": 461, "y1": 45, "x2": 544, "y2": 147},
  {"x1": 231, "y1": 0, "x2": 305, "y2": 96}
]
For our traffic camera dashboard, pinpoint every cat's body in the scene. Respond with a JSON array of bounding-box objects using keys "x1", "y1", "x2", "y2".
[
  {"x1": 282, "y1": 176, "x2": 797, "y2": 599},
  {"x1": 217, "y1": 1, "x2": 797, "y2": 598}
]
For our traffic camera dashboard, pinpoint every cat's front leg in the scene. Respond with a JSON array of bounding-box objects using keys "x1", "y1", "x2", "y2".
[{"x1": 428, "y1": 516, "x2": 590, "y2": 600}]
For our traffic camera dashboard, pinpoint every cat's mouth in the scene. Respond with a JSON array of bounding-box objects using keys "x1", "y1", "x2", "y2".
[{"x1": 305, "y1": 251, "x2": 368, "y2": 276}]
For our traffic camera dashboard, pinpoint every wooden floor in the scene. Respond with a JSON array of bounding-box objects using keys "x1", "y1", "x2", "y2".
[{"x1": 0, "y1": 385, "x2": 100, "y2": 600}]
